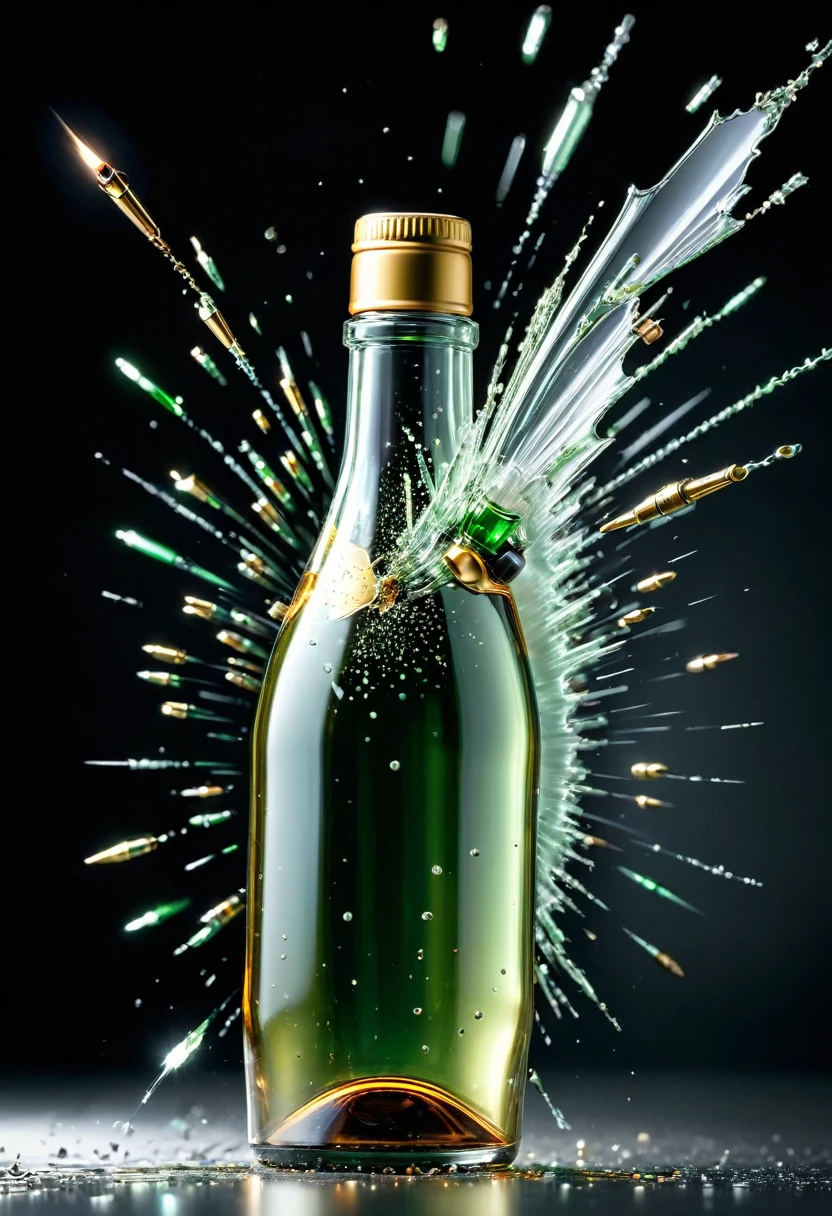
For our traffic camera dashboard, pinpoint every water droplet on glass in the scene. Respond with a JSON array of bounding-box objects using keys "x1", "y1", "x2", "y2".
[
  {"x1": 431, "y1": 865, "x2": 442, "y2": 875},
  {"x1": 470, "y1": 848, "x2": 480, "y2": 857},
  {"x1": 474, "y1": 1011, "x2": 484, "y2": 1020},
  {"x1": 422, "y1": 1045, "x2": 430, "y2": 1054},
  {"x1": 342, "y1": 911, "x2": 353, "y2": 922},
  {"x1": 390, "y1": 760, "x2": 401, "y2": 771},
  {"x1": 413, "y1": 1007, "x2": 422, "y2": 1016},
  {"x1": 421, "y1": 911, "x2": 433, "y2": 921}
]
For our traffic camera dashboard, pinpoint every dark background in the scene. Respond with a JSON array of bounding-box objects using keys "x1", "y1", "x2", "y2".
[{"x1": 16, "y1": 4, "x2": 830, "y2": 1089}]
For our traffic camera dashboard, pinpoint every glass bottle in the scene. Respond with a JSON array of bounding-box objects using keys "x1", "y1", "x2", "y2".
[{"x1": 245, "y1": 214, "x2": 540, "y2": 1169}]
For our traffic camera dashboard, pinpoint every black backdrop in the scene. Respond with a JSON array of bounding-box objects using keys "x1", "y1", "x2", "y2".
[{"x1": 16, "y1": 4, "x2": 830, "y2": 1082}]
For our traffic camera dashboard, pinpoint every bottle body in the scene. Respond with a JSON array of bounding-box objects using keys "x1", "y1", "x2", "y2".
[{"x1": 244, "y1": 313, "x2": 539, "y2": 1167}]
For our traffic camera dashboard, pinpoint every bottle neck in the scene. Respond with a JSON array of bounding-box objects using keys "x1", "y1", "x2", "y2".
[{"x1": 313, "y1": 312, "x2": 478, "y2": 571}]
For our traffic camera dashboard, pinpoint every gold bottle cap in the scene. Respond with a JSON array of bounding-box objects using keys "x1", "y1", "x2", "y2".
[{"x1": 349, "y1": 213, "x2": 473, "y2": 316}]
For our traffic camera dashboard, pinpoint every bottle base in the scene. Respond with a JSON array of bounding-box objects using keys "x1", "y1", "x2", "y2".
[
  {"x1": 252, "y1": 1076, "x2": 517, "y2": 1171},
  {"x1": 252, "y1": 1141, "x2": 517, "y2": 1171}
]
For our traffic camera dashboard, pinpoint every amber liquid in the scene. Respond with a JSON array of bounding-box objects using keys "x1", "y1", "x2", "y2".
[{"x1": 244, "y1": 314, "x2": 539, "y2": 1167}]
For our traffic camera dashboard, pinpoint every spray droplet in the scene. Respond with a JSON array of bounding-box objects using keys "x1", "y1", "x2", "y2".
[
  {"x1": 324, "y1": 663, "x2": 332, "y2": 673},
  {"x1": 413, "y1": 1007, "x2": 423, "y2": 1016},
  {"x1": 470, "y1": 848, "x2": 480, "y2": 857},
  {"x1": 370, "y1": 711, "x2": 377, "y2": 719},
  {"x1": 342, "y1": 911, "x2": 353, "y2": 922},
  {"x1": 431, "y1": 865, "x2": 442, "y2": 875},
  {"x1": 474, "y1": 1010, "x2": 484, "y2": 1020},
  {"x1": 421, "y1": 911, "x2": 433, "y2": 921},
  {"x1": 422, "y1": 1045, "x2": 430, "y2": 1054},
  {"x1": 417, "y1": 949, "x2": 424, "y2": 961},
  {"x1": 390, "y1": 760, "x2": 400, "y2": 771}
]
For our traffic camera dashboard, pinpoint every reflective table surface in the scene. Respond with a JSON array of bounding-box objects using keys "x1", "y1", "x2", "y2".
[{"x1": 2, "y1": 1072, "x2": 830, "y2": 1211}]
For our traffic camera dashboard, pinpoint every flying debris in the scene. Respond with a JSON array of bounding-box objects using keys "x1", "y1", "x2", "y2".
[
  {"x1": 600, "y1": 463, "x2": 747, "y2": 533},
  {"x1": 617, "y1": 867, "x2": 703, "y2": 915},
  {"x1": 116, "y1": 530, "x2": 235, "y2": 590},
  {"x1": 441, "y1": 112, "x2": 466, "y2": 169},
  {"x1": 744, "y1": 172, "x2": 808, "y2": 222},
  {"x1": 120, "y1": 995, "x2": 238, "y2": 1128},
  {"x1": 137, "y1": 670, "x2": 183, "y2": 687},
  {"x1": 190, "y1": 347, "x2": 228, "y2": 386},
  {"x1": 495, "y1": 135, "x2": 526, "y2": 204},
  {"x1": 635, "y1": 841, "x2": 762, "y2": 886},
  {"x1": 622, "y1": 928, "x2": 685, "y2": 976},
  {"x1": 432, "y1": 17, "x2": 448, "y2": 53},
  {"x1": 686, "y1": 652, "x2": 738, "y2": 674},
  {"x1": 190, "y1": 236, "x2": 225, "y2": 291},
  {"x1": 85, "y1": 837, "x2": 159, "y2": 865},
  {"x1": 685, "y1": 75, "x2": 722, "y2": 114},
  {"x1": 115, "y1": 358, "x2": 184, "y2": 416},
  {"x1": 175, "y1": 895, "x2": 244, "y2": 953},
  {"x1": 522, "y1": 6, "x2": 552, "y2": 64},
  {"x1": 188, "y1": 810, "x2": 235, "y2": 827},
  {"x1": 125, "y1": 900, "x2": 191, "y2": 932}
]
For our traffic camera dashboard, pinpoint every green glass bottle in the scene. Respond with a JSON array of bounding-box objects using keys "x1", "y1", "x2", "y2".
[{"x1": 245, "y1": 214, "x2": 540, "y2": 1169}]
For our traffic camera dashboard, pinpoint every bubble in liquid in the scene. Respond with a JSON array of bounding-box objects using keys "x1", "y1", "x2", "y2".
[
  {"x1": 390, "y1": 760, "x2": 401, "y2": 771},
  {"x1": 470, "y1": 848, "x2": 480, "y2": 857},
  {"x1": 422, "y1": 1045, "x2": 430, "y2": 1054},
  {"x1": 474, "y1": 1011, "x2": 484, "y2": 1020},
  {"x1": 421, "y1": 911, "x2": 433, "y2": 921},
  {"x1": 413, "y1": 1007, "x2": 423, "y2": 1016},
  {"x1": 342, "y1": 911, "x2": 353, "y2": 922},
  {"x1": 431, "y1": 865, "x2": 443, "y2": 875}
]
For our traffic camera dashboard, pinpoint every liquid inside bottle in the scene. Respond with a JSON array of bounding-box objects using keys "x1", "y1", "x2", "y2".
[{"x1": 244, "y1": 217, "x2": 540, "y2": 1169}]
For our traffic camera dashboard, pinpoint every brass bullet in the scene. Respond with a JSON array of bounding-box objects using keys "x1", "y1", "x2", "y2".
[
  {"x1": 631, "y1": 762, "x2": 668, "y2": 780},
  {"x1": 600, "y1": 463, "x2": 747, "y2": 533},
  {"x1": 618, "y1": 606, "x2": 656, "y2": 628},
  {"x1": 636, "y1": 572, "x2": 676, "y2": 594},
  {"x1": 686, "y1": 652, "x2": 738, "y2": 673}
]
